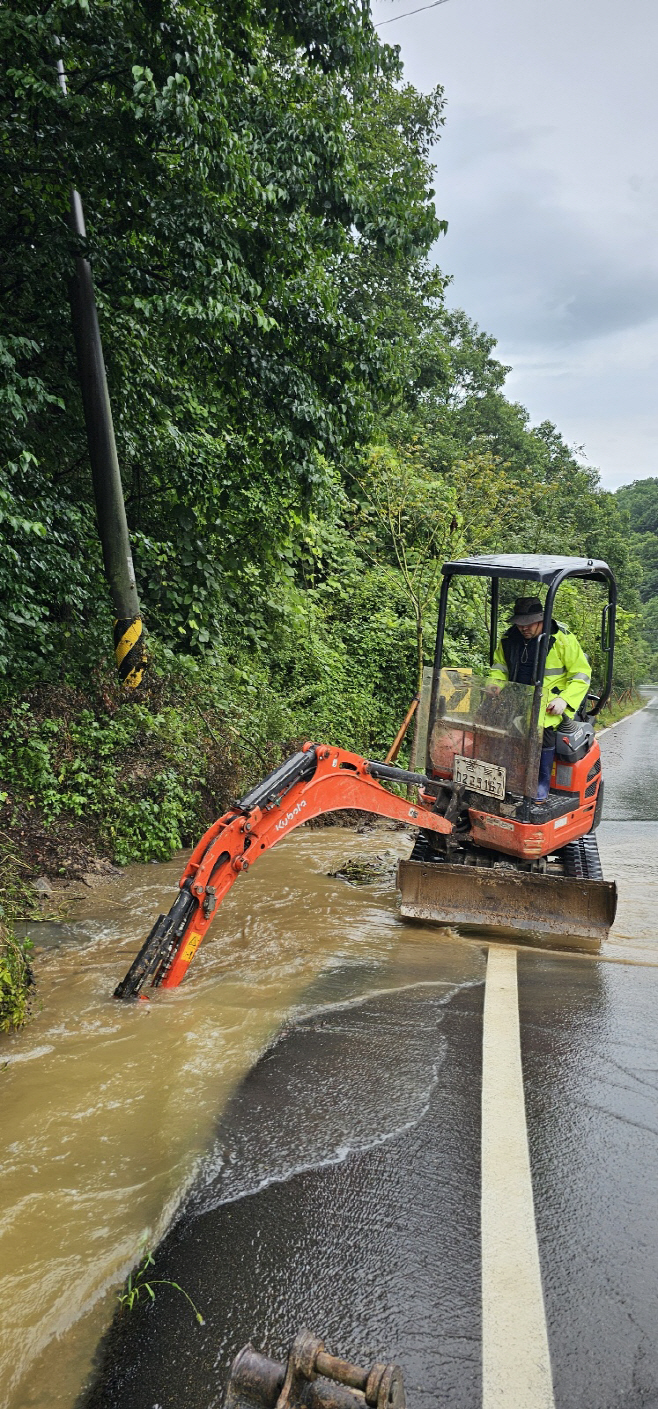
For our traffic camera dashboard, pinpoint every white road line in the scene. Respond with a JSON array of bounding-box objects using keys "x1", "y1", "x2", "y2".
[{"x1": 482, "y1": 947, "x2": 555, "y2": 1409}]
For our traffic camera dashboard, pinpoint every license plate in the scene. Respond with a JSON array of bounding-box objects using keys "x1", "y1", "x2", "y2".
[{"x1": 453, "y1": 755, "x2": 506, "y2": 800}]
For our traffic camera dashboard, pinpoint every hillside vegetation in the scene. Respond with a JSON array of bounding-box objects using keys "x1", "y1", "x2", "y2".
[
  {"x1": 616, "y1": 480, "x2": 658, "y2": 677},
  {"x1": 0, "y1": 0, "x2": 651, "y2": 911}
]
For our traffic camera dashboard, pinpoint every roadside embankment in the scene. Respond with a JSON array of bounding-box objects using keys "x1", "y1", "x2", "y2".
[
  {"x1": 0, "y1": 649, "x2": 406, "y2": 1033},
  {"x1": 595, "y1": 687, "x2": 650, "y2": 730},
  {"x1": 0, "y1": 660, "x2": 270, "y2": 1029}
]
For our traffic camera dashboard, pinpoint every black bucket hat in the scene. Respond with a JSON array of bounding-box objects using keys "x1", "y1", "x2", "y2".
[{"x1": 512, "y1": 596, "x2": 544, "y2": 626}]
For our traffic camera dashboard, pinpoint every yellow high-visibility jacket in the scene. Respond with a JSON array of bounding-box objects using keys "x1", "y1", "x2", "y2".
[{"x1": 489, "y1": 623, "x2": 591, "y2": 731}]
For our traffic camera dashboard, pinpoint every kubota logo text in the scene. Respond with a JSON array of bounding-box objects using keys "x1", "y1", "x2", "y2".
[{"x1": 275, "y1": 799, "x2": 307, "y2": 832}]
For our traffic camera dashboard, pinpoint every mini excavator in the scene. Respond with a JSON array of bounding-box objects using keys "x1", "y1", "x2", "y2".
[{"x1": 115, "y1": 554, "x2": 617, "y2": 1000}]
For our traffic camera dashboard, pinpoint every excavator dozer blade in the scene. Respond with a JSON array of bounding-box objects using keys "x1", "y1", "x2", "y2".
[{"x1": 397, "y1": 859, "x2": 617, "y2": 951}]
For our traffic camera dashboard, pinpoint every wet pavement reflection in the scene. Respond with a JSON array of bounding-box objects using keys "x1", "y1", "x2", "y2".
[
  {"x1": 598, "y1": 690, "x2": 658, "y2": 965},
  {"x1": 83, "y1": 980, "x2": 486, "y2": 1409},
  {"x1": 2, "y1": 695, "x2": 658, "y2": 1408},
  {"x1": 519, "y1": 953, "x2": 658, "y2": 1408},
  {"x1": 598, "y1": 690, "x2": 658, "y2": 820}
]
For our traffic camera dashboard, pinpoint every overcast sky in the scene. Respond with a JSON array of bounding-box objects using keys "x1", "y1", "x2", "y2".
[{"x1": 370, "y1": 0, "x2": 658, "y2": 489}]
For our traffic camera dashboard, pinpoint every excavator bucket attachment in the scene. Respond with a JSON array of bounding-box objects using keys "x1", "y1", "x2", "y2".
[{"x1": 397, "y1": 859, "x2": 617, "y2": 951}]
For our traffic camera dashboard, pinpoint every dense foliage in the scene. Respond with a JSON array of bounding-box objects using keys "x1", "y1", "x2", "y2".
[
  {"x1": 0, "y1": 931, "x2": 34, "y2": 1033},
  {"x1": 0, "y1": 0, "x2": 651, "y2": 897},
  {"x1": 616, "y1": 479, "x2": 658, "y2": 671},
  {"x1": 1, "y1": 0, "x2": 444, "y2": 671}
]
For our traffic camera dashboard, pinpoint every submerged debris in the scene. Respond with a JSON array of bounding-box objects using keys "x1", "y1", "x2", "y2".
[{"x1": 329, "y1": 853, "x2": 397, "y2": 886}]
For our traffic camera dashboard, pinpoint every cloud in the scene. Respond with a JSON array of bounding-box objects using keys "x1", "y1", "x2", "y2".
[
  {"x1": 426, "y1": 106, "x2": 658, "y2": 484},
  {"x1": 436, "y1": 106, "x2": 658, "y2": 348},
  {"x1": 370, "y1": 0, "x2": 658, "y2": 488},
  {"x1": 502, "y1": 319, "x2": 658, "y2": 487}
]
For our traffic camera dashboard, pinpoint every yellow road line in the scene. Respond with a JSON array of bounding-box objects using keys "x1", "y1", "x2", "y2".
[{"x1": 482, "y1": 947, "x2": 555, "y2": 1409}]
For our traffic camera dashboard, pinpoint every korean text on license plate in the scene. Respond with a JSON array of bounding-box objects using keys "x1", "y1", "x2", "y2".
[{"x1": 453, "y1": 754, "x2": 506, "y2": 800}]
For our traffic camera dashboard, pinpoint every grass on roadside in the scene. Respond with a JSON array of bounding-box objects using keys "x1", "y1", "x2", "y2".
[
  {"x1": 595, "y1": 687, "x2": 646, "y2": 730},
  {"x1": 0, "y1": 834, "x2": 38, "y2": 1034},
  {"x1": 0, "y1": 929, "x2": 34, "y2": 1034}
]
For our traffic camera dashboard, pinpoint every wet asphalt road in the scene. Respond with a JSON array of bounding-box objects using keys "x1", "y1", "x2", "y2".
[{"x1": 82, "y1": 699, "x2": 658, "y2": 1409}]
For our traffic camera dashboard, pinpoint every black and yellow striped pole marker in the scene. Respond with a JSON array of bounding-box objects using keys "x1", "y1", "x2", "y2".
[
  {"x1": 58, "y1": 54, "x2": 147, "y2": 689},
  {"x1": 114, "y1": 616, "x2": 146, "y2": 689}
]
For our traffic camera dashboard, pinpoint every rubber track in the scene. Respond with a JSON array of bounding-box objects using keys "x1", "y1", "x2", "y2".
[
  {"x1": 560, "y1": 832, "x2": 604, "y2": 880},
  {"x1": 410, "y1": 828, "x2": 605, "y2": 882},
  {"x1": 409, "y1": 832, "x2": 438, "y2": 863}
]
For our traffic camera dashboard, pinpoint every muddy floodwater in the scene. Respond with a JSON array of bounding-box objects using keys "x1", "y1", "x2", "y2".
[{"x1": 1, "y1": 694, "x2": 657, "y2": 1409}]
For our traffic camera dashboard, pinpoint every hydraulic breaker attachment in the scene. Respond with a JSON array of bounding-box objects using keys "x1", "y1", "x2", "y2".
[
  {"x1": 224, "y1": 1328, "x2": 405, "y2": 1409},
  {"x1": 114, "y1": 744, "x2": 452, "y2": 1000}
]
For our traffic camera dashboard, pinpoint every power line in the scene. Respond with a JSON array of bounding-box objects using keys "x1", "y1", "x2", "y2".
[{"x1": 375, "y1": 0, "x2": 450, "y2": 26}]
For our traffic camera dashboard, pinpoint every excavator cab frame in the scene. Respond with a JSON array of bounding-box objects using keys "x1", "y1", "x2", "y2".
[{"x1": 428, "y1": 554, "x2": 617, "y2": 806}]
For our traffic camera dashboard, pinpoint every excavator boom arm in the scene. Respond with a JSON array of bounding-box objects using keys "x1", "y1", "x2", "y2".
[{"x1": 114, "y1": 744, "x2": 451, "y2": 999}]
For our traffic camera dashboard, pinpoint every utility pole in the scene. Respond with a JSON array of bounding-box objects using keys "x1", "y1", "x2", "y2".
[{"x1": 57, "y1": 57, "x2": 146, "y2": 688}]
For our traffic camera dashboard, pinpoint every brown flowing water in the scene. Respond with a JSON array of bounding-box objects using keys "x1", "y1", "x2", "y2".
[{"x1": 2, "y1": 693, "x2": 658, "y2": 1409}]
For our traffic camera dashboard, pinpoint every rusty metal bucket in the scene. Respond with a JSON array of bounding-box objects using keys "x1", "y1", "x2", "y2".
[{"x1": 397, "y1": 859, "x2": 617, "y2": 951}]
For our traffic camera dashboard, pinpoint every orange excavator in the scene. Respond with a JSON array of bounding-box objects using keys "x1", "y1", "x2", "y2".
[{"x1": 115, "y1": 554, "x2": 617, "y2": 1000}]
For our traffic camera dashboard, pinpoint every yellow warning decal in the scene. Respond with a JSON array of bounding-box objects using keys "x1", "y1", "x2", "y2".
[{"x1": 180, "y1": 930, "x2": 203, "y2": 965}]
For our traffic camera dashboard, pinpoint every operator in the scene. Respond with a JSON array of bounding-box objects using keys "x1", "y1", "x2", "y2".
[{"x1": 488, "y1": 595, "x2": 591, "y2": 802}]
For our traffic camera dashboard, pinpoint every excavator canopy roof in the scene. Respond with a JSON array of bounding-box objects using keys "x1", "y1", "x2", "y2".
[{"x1": 442, "y1": 553, "x2": 613, "y2": 584}]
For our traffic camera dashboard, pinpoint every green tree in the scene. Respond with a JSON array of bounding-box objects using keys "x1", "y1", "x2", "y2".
[
  {"x1": 1, "y1": 0, "x2": 445, "y2": 677},
  {"x1": 351, "y1": 443, "x2": 459, "y2": 692}
]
